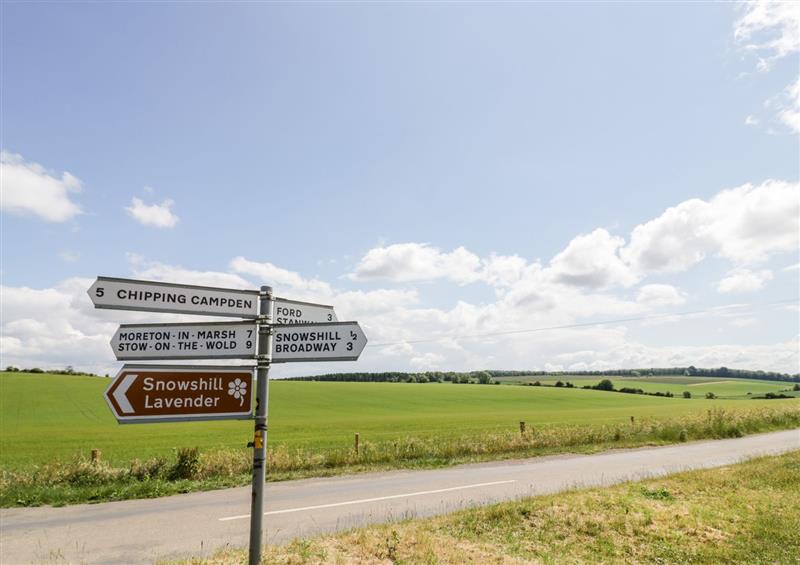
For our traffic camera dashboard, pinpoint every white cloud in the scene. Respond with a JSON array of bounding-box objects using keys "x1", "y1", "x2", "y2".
[
  {"x1": 379, "y1": 341, "x2": 415, "y2": 358},
  {"x1": 334, "y1": 289, "x2": 419, "y2": 316},
  {"x1": 636, "y1": 284, "x2": 687, "y2": 307},
  {"x1": 1, "y1": 279, "x2": 132, "y2": 376},
  {"x1": 128, "y1": 254, "x2": 253, "y2": 290},
  {"x1": 345, "y1": 181, "x2": 798, "y2": 310},
  {"x1": 59, "y1": 251, "x2": 80, "y2": 263},
  {"x1": 734, "y1": 2, "x2": 800, "y2": 132},
  {"x1": 481, "y1": 254, "x2": 529, "y2": 288},
  {"x1": 731, "y1": 317, "x2": 758, "y2": 328},
  {"x1": 230, "y1": 256, "x2": 333, "y2": 297},
  {"x1": 744, "y1": 115, "x2": 760, "y2": 126},
  {"x1": 125, "y1": 197, "x2": 179, "y2": 228},
  {"x1": 711, "y1": 180, "x2": 800, "y2": 262},
  {"x1": 4, "y1": 175, "x2": 799, "y2": 375},
  {"x1": 776, "y1": 78, "x2": 800, "y2": 133},
  {"x1": 623, "y1": 180, "x2": 799, "y2": 272},
  {"x1": 548, "y1": 228, "x2": 638, "y2": 289},
  {"x1": 0, "y1": 151, "x2": 82, "y2": 222},
  {"x1": 409, "y1": 352, "x2": 446, "y2": 370},
  {"x1": 2, "y1": 264, "x2": 798, "y2": 377},
  {"x1": 230, "y1": 256, "x2": 423, "y2": 322},
  {"x1": 622, "y1": 198, "x2": 713, "y2": 273},
  {"x1": 552, "y1": 338, "x2": 799, "y2": 374},
  {"x1": 349, "y1": 233, "x2": 640, "y2": 291},
  {"x1": 735, "y1": 0, "x2": 800, "y2": 71},
  {"x1": 131, "y1": 255, "x2": 419, "y2": 320},
  {"x1": 349, "y1": 243, "x2": 482, "y2": 284},
  {"x1": 717, "y1": 268, "x2": 774, "y2": 293}
]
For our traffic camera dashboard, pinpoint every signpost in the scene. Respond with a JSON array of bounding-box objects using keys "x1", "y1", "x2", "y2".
[
  {"x1": 88, "y1": 276, "x2": 259, "y2": 318},
  {"x1": 104, "y1": 365, "x2": 254, "y2": 423},
  {"x1": 111, "y1": 321, "x2": 257, "y2": 360},
  {"x1": 272, "y1": 321, "x2": 367, "y2": 362},
  {"x1": 89, "y1": 276, "x2": 367, "y2": 565}
]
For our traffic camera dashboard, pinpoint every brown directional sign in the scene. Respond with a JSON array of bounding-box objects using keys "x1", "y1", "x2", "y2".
[{"x1": 105, "y1": 365, "x2": 254, "y2": 424}]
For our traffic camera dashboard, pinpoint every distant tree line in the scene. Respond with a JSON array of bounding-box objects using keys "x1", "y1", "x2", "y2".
[
  {"x1": 287, "y1": 367, "x2": 799, "y2": 384},
  {"x1": 759, "y1": 392, "x2": 795, "y2": 399},
  {"x1": 287, "y1": 370, "x2": 499, "y2": 384},
  {"x1": 526, "y1": 378, "x2": 682, "y2": 398},
  {"x1": 4, "y1": 366, "x2": 102, "y2": 377},
  {"x1": 503, "y1": 366, "x2": 799, "y2": 383}
]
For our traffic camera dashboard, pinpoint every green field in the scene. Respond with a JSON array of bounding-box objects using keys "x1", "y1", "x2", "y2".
[
  {"x1": 1, "y1": 371, "x2": 798, "y2": 469},
  {"x1": 496, "y1": 374, "x2": 797, "y2": 398}
]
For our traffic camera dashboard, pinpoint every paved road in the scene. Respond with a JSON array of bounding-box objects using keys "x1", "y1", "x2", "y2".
[{"x1": 2, "y1": 429, "x2": 798, "y2": 564}]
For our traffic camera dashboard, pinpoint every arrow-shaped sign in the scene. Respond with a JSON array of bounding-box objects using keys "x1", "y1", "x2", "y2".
[
  {"x1": 88, "y1": 277, "x2": 259, "y2": 318},
  {"x1": 273, "y1": 297, "x2": 337, "y2": 324},
  {"x1": 105, "y1": 365, "x2": 254, "y2": 424},
  {"x1": 271, "y1": 321, "x2": 367, "y2": 363},
  {"x1": 110, "y1": 321, "x2": 257, "y2": 361}
]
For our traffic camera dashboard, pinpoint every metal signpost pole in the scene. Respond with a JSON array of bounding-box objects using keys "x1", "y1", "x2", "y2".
[{"x1": 249, "y1": 286, "x2": 273, "y2": 565}]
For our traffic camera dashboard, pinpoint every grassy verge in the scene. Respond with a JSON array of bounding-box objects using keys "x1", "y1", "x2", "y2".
[
  {"x1": 171, "y1": 450, "x2": 800, "y2": 564},
  {"x1": 2, "y1": 405, "x2": 798, "y2": 508}
]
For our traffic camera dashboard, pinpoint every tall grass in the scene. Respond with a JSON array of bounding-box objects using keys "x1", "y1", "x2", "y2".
[
  {"x1": 2, "y1": 405, "x2": 797, "y2": 507},
  {"x1": 256, "y1": 404, "x2": 799, "y2": 473}
]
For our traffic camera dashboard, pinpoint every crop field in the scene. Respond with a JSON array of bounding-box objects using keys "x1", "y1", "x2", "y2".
[
  {"x1": 495, "y1": 374, "x2": 795, "y2": 398},
  {"x1": 1, "y1": 371, "x2": 797, "y2": 470}
]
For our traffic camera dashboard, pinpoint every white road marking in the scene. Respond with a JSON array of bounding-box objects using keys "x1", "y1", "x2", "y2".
[{"x1": 218, "y1": 479, "x2": 516, "y2": 522}]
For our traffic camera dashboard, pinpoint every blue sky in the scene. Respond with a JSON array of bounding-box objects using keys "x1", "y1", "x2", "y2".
[{"x1": 2, "y1": 1, "x2": 798, "y2": 376}]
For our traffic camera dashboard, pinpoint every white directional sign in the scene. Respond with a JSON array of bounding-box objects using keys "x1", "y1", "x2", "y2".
[
  {"x1": 273, "y1": 297, "x2": 337, "y2": 324},
  {"x1": 88, "y1": 277, "x2": 259, "y2": 318},
  {"x1": 272, "y1": 322, "x2": 367, "y2": 363},
  {"x1": 111, "y1": 321, "x2": 257, "y2": 360}
]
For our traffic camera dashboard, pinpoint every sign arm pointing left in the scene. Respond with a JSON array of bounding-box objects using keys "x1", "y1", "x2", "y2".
[{"x1": 104, "y1": 365, "x2": 254, "y2": 424}]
